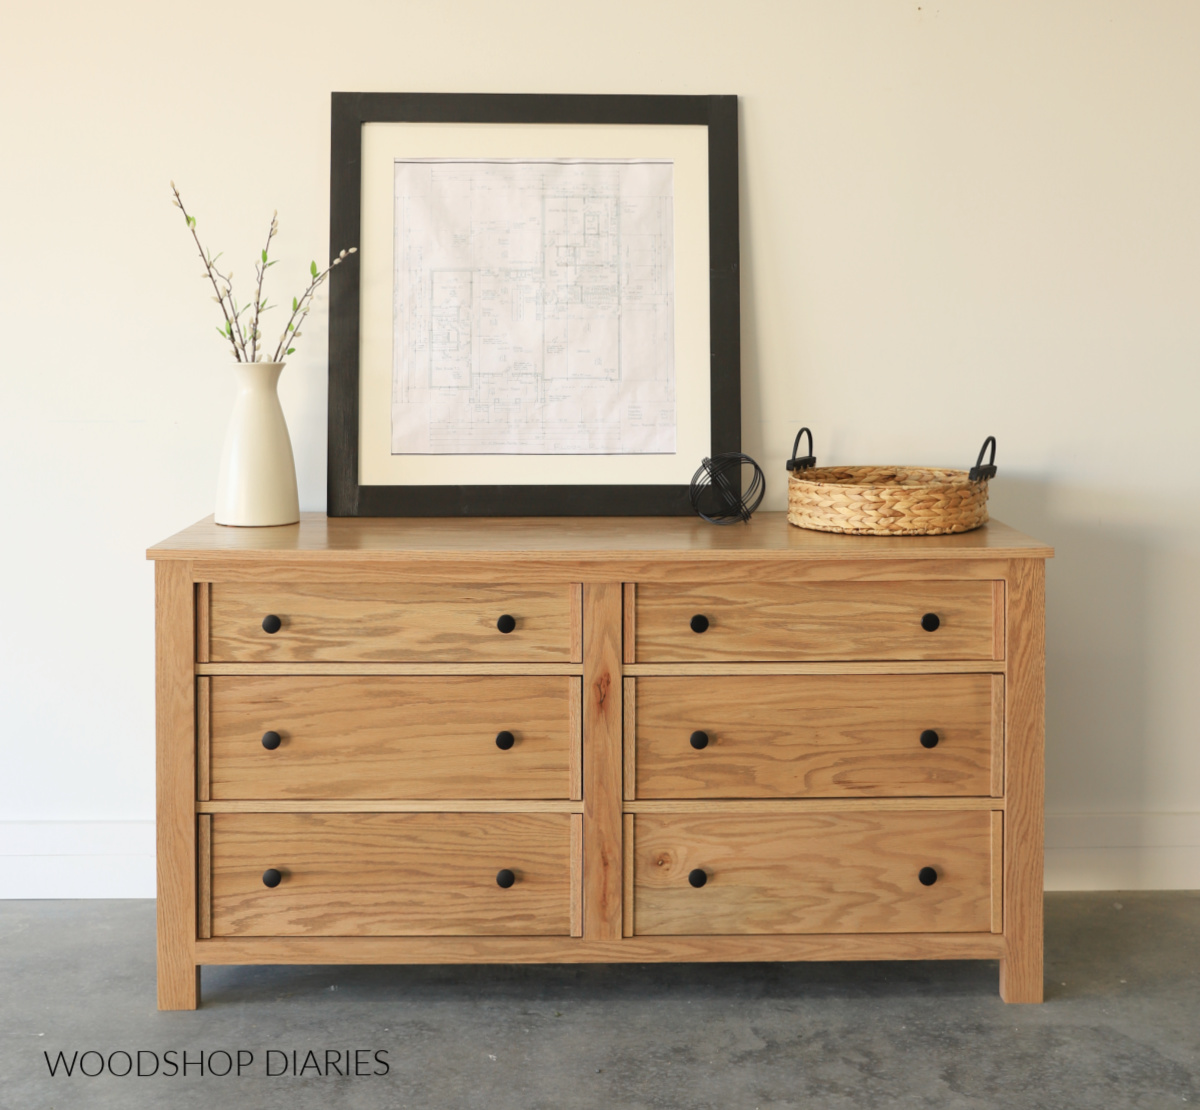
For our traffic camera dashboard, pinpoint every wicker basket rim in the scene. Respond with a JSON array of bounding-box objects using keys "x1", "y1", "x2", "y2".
[{"x1": 788, "y1": 465, "x2": 985, "y2": 491}]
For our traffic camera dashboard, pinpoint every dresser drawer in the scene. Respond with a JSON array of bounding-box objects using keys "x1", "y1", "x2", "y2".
[
  {"x1": 207, "y1": 583, "x2": 579, "y2": 662},
  {"x1": 208, "y1": 676, "x2": 579, "y2": 801},
  {"x1": 633, "y1": 581, "x2": 999, "y2": 662},
  {"x1": 209, "y1": 812, "x2": 572, "y2": 936},
  {"x1": 633, "y1": 674, "x2": 1000, "y2": 799},
  {"x1": 631, "y1": 810, "x2": 998, "y2": 935}
]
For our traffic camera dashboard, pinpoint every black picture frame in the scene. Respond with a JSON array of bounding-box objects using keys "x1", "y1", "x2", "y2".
[{"x1": 327, "y1": 92, "x2": 740, "y2": 517}]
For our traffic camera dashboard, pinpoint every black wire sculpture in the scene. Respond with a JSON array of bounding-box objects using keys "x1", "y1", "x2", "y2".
[{"x1": 688, "y1": 452, "x2": 766, "y2": 525}]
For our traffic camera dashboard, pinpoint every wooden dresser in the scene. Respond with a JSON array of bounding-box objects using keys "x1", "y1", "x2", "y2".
[{"x1": 147, "y1": 513, "x2": 1051, "y2": 1009}]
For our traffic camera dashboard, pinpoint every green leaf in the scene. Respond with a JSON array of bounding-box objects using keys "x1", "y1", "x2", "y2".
[
  {"x1": 261, "y1": 248, "x2": 268, "y2": 263},
  {"x1": 187, "y1": 216, "x2": 196, "y2": 228},
  {"x1": 310, "y1": 260, "x2": 318, "y2": 278},
  {"x1": 286, "y1": 347, "x2": 295, "y2": 355},
  {"x1": 292, "y1": 297, "x2": 298, "y2": 311}
]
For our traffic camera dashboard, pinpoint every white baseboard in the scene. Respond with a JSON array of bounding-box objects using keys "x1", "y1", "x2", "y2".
[
  {"x1": 1, "y1": 816, "x2": 1197, "y2": 898},
  {"x1": 1044, "y1": 812, "x2": 1200, "y2": 890},
  {"x1": 1044, "y1": 847, "x2": 1200, "y2": 890},
  {"x1": 0, "y1": 821, "x2": 155, "y2": 898}
]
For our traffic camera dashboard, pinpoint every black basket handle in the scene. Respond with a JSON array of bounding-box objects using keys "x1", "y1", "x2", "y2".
[
  {"x1": 969, "y1": 436, "x2": 997, "y2": 481},
  {"x1": 786, "y1": 427, "x2": 816, "y2": 472}
]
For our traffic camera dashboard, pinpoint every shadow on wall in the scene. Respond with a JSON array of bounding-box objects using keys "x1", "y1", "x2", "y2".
[{"x1": 988, "y1": 478, "x2": 1150, "y2": 820}]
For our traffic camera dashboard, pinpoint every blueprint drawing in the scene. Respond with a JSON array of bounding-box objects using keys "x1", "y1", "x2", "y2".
[{"x1": 391, "y1": 159, "x2": 675, "y2": 454}]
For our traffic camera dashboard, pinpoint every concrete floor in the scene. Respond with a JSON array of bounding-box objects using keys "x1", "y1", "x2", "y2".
[{"x1": 0, "y1": 893, "x2": 1197, "y2": 1109}]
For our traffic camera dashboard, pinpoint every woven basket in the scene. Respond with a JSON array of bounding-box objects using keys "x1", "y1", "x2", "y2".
[{"x1": 785, "y1": 432, "x2": 996, "y2": 536}]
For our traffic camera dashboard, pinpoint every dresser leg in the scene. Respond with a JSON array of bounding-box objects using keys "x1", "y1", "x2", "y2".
[
  {"x1": 157, "y1": 962, "x2": 200, "y2": 1011},
  {"x1": 999, "y1": 948, "x2": 1042, "y2": 1004}
]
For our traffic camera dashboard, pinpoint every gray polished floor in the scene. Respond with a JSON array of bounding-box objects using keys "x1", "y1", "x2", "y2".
[{"x1": 1, "y1": 892, "x2": 1197, "y2": 1109}]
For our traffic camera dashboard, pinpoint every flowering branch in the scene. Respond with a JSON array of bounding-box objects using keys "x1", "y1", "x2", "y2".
[
  {"x1": 171, "y1": 183, "x2": 355, "y2": 364},
  {"x1": 250, "y1": 212, "x2": 278, "y2": 363},
  {"x1": 171, "y1": 182, "x2": 242, "y2": 361},
  {"x1": 270, "y1": 249, "x2": 357, "y2": 363}
]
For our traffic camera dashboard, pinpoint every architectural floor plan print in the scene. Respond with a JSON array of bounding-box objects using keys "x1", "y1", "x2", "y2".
[{"x1": 391, "y1": 159, "x2": 675, "y2": 454}]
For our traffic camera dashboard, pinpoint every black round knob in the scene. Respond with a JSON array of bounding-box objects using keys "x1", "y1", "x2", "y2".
[
  {"x1": 495, "y1": 730, "x2": 515, "y2": 750},
  {"x1": 261, "y1": 730, "x2": 282, "y2": 750},
  {"x1": 918, "y1": 866, "x2": 938, "y2": 886},
  {"x1": 496, "y1": 868, "x2": 516, "y2": 888},
  {"x1": 690, "y1": 730, "x2": 710, "y2": 750},
  {"x1": 261, "y1": 614, "x2": 282, "y2": 634},
  {"x1": 921, "y1": 613, "x2": 940, "y2": 632},
  {"x1": 262, "y1": 868, "x2": 282, "y2": 888},
  {"x1": 496, "y1": 614, "x2": 516, "y2": 634},
  {"x1": 920, "y1": 729, "x2": 939, "y2": 749},
  {"x1": 688, "y1": 868, "x2": 708, "y2": 888},
  {"x1": 690, "y1": 614, "x2": 710, "y2": 634}
]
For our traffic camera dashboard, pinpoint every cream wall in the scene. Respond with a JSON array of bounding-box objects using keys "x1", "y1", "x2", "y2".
[{"x1": 2, "y1": 0, "x2": 1198, "y2": 894}]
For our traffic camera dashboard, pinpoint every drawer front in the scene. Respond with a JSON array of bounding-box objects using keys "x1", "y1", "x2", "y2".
[
  {"x1": 634, "y1": 581, "x2": 999, "y2": 662},
  {"x1": 635, "y1": 674, "x2": 1000, "y2": 799},
  {"x1": 209, "y1": 676, "x2": 579, "y2": 801},
  {"x1": 208, "y1": 583, "x2": 578, "y2": 662},
  {"x1": 210, "y1": 812, "x2": 572, "y2": 936},
  {"x1": 632, "y1": 810, "x2": 997, "y2": 935}
]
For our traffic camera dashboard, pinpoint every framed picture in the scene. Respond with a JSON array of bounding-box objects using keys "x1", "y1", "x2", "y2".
[{"x1": 327, "y1": 92, "x2": 740, "y2": 516}]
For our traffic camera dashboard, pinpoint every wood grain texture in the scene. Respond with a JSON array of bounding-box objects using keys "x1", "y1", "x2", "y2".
[
  {"x1": 148, "y1": 515, "x2": 1049, "y2": 1004},
  {"x1": 626, "y1": 661, "x2": 1003, "y2": 676},
  {"x1": 623, "y1": 813, "x2": 635, "y2": 938},
  {"x1": 623, "y1": 583, "x2": 636, "y2": 665},
  {"x1": 568, "y1": 679, "x2": 582, "y2": 801},
  {"x1": 190, "y1": 555, "x2": 1020, "y2": 587},
  {"x1": 199, "y1": 797, "x2": 1002, "y2": 815},
  {"x1": 992, "y1": 580, "x2": 1006, "y2": 660},
  {"x1": 155, "y1": 560, "x2": 199, "y2": 1010},
  {"x1": 195, "y1": 582, "x2": 210, "y2": 664},
  {"x1": 196, "y1": 677, "x2": 211, "y2": 803},
  {"x1": 635, "y1": 581, "x2": 997, "y2": 662},
  {"x1": 209, "y1": 675, "x2": 573, "y2": 800},
  {"x1": 211, "y1": 812, "x2": 572, "y2": 937},
  {"x1": 633, "y1": 810, "x2": 994, "y2": 936},
  {"x1": 149, "y1": 513, "x2": 1054, "y2": 565},
  {"x1": 623, "y1": 677, "x2": 637, "y2": 802},
  {"x1": 634, "y1": 674, "x2": 996, "y2": 799},
  {"x1": 196, "y1": 931, "x2": 1006, "y2": 965},
  {"x1": 625, "y1": 798, "x2": 1003, "y2": 814},
  {"x1": 583, "y1": 583, "x2": 623, "y2": 940},
  {"x1": 197, "y1": 815, "x2": 212, "y2": 940},
  {"x1": 1000, "y1": 559, "x2": 1046, "y2": 1002},
  {"x1": 209, "y1": 582, "x2": 575, "y2": 662},
  {"x1": 570, "y1": 583, "x2": 583, "y2": 664},
  {"x1": 198, "y1": 662, "x2": 584, "y2": 676},
  {"x1": 199, "y1": 799, "x2": 582, "y2": 813},
  {"x1": 990, "y1": 674, "x2": 1005, "y2": 797},
  {"x1": 571, "y1": 814, "x2": 583, "y2": 938},
  {"x1": 991, "y1": 811, "x2": 1004, "y2": 934}
]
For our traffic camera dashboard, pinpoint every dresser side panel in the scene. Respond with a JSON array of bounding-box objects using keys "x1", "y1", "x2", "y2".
[
  {"x1": 999, "y1": 559, "x2": 1046, "y2": 1002},
  {"x1": 156, "y1": 559, "x2": 199, "y2": 1009}
]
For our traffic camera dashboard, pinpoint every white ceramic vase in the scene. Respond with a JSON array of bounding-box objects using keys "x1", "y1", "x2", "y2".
[{"x1": 213, "y1": 361, "x2": 300, "y2": 527}]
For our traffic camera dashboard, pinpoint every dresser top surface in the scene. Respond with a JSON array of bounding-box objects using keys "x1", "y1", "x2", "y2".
[{"x1": 148, "y1": 513, "x2": 1052, "y2": 564}]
